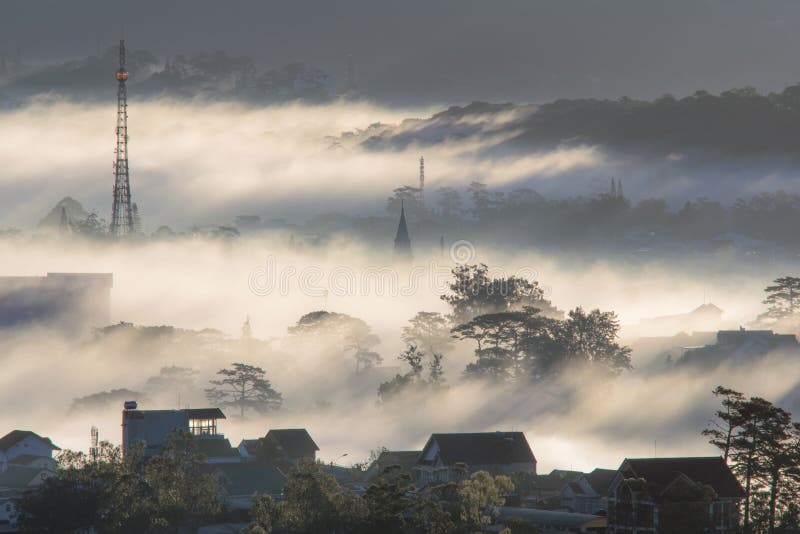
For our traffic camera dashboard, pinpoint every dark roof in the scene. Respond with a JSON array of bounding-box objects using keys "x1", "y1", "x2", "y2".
[
  {"x1": 0, "y1": 430, "x2": 60, "y2": 452},
  {"x1": 585, "y1": 468, "x2": 617, "y2": 495},
  {"x1": 422, "y1": 432, "x2": 536, "y2": 466},
  {"x1": 568, "y1": 481, "x2": 585, "y2": 495},
  {"x1": 213, "y1": 463, "x2": 286, "y2": 497},
  {"x1": 369, "y1": 450, "x2": 421, "y2": 478},
  {"x1": 265, "y1": 429, "x2": 319, "y2": 456},
  {"x1": 239, "y1": 438, "x2": 259, "y2": 455},
  {"x1": 186, "y1": 408, "x2": 226, "y2": 420},
  {"x1": 196, "y1": 438, "x2": 240, "y2": 458},
  {"x1": 621, "y1": 457, "x2": 745, "y2": 499},
  {"x1": 536, "y1": 470, "x2": 584, "y2": 491}
]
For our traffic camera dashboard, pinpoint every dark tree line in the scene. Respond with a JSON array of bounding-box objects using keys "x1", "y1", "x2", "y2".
[
  {"x1": 17, "y1": 431, "x2": 220, "y2": 533},
  {"x1": 244, "y1": 461, "x2": 515, "y2": 534}
]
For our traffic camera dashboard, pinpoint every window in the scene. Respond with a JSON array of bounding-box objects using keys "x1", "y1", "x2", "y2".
[{"x1": 189, "y1": 418, "x2": 217, "y2": 436}]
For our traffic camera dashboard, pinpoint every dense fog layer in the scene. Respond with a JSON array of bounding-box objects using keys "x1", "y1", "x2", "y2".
[
  {"x1": 1, "y1": 96, "x2": 799, "y2": 473},
  {"x1": 0, "y1": 232, "x2": 794, "y2": 472}
]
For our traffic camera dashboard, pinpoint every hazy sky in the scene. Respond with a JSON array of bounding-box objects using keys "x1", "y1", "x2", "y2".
[{"x1": 3, "y1": 0, "x2": 800, "y2": 105}]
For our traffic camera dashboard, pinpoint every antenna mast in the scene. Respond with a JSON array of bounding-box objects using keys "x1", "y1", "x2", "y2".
[
  {"x1": 90, "y1": 426, "x2": 99, "y2": 461},
  {"x1": 110, "y1": 39, "x2": 134, "y2": 236}
]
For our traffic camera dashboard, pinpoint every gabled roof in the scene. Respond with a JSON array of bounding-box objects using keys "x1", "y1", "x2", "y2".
[
  {"x1": 375, "y1": 450, "x2": 421, "y2": 469},
  {"x1": 213, "y1": 463, "x2": 286, "y2": 497},
  {"x1": 536, "y1": 470, "x2": 584, "y2": 491},
  {"x1": 620, "y1": 457, "x2": 744, "y2": 499},
  {"x1": 265, "y1": 429, "x2": 319, "y2": 456},
  {"x1": 422, "y1": 432, "x2": 536, "y2": 467},
  {"x1": 196, "y1": 438, "x2": 240, "y2": 459},
  {"x1": 369, "y1": 450, "x2": 421, "y2": 477},
  {"x1": 0, "y1": 430, "x2": 60, "y2": 452},
  {"x1": 585, "y1": 468, "x2": 617, "y2": 495}
]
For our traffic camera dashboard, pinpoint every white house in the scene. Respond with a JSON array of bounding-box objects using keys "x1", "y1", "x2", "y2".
[{"x1": 0, "y1": 430, "x2": 60, "y2": 473}]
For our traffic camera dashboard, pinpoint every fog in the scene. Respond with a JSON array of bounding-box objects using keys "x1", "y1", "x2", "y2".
[
  {"x1": 0, "y1": 231, "x2": 794, "y2": 473},
  {"x1": 0, "y1": 91, "x2": 799, "y2": 475}
]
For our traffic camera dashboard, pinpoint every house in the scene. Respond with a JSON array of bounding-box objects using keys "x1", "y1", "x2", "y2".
[
  {"x1": 606, "y1": 457, "x2": 744, "y2": 534},
  {"x1": 0, "y1": 430, "x2": 60, "y2": 473},
  {"x1": 238, "y1": 429, "x2": 318, "y2": 466},
  {"x1": 640, "y1": 303, "x2": 725, "y2": 336},
  {"x1": 122, "y1": 402, "x2": 239, "y2": 462},
  {"x1": 415, "y1": 432, "x2": 536, "y2": 485},
  {"x1": 680, "y1": 328, "x2": 798, "y2": 368},
  {"x1": 365, "y1": 450, "x2": 421, "y2": 481},
  {"x1": 560, "y1": 468, "x2": 616, "y2": 515},
  {"x1": 0, "y1": 465, "x2": 55, "y2": 532},
  {"x1": 210, "y1": 463, "x2": 286, "y2": 510},
  {"x1": 525, "y1": 469, "x2": 585, "y2": 509}
]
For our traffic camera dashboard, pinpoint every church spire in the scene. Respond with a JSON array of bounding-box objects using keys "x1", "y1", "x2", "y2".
[{"x1": 394, "y1": 199, "x2": 413, "y2": 262}]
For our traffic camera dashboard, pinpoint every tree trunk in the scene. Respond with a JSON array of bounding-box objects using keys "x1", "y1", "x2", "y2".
[
  {"x1": 768, "y1": 470, "x2": 779, "y2": 534},
  {"x1": 744, "y1": 460, "x2": 752, "y2": 532}
]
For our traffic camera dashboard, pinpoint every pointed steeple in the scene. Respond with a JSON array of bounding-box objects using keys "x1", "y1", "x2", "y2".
[
  {"x1": 610, "y1": 178, "x2": 617, "y2": 197},
  {"x1": 394, "y1": 199, "x2": 412, "y2": 262}
]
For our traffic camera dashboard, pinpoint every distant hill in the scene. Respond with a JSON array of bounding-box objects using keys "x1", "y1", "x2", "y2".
[
  {"x1": 354, "y1": 85, "x2": 800, "y2": 162},
  {"x1": 0, "y1": 47, "x2": 334, "y2": 104},
  {"x1": 38, "y1": 196, "x2": 89, "y2": 228}
]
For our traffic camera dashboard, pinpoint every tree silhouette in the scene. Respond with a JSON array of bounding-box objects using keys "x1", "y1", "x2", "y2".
[
  {"x1": 205, "y1": 363, "x2": 283, "y2": 418},
  {"x1": 762, "y1": 276, "x2": 800, "y2": 322}
]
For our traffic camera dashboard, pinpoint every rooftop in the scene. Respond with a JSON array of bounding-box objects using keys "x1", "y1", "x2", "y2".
[{"x1": 422, "y1": 432, "x2": 536, "y2": 466}]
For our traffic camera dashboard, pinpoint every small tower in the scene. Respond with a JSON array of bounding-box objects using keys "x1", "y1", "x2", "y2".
[
  {"x1": 90, "y1": 426, "x2": 99, "y2": 461},
  {"x1": 617, "y1": 179, "x2": 624, "y2": 198},
  {"x1": 393, "y1": 200, "x2": 413, "y2": 263},
  {"x1": 610, "y1": 178, "x2": 617, "y2": 198},
  {"x1": 419, "y1": 156, "x2": 425, "y2": 207}
]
